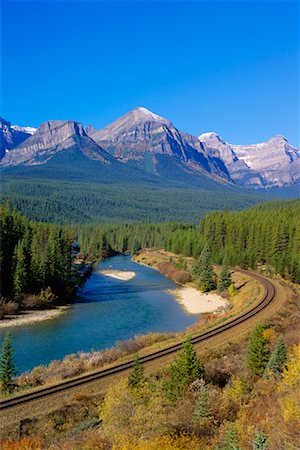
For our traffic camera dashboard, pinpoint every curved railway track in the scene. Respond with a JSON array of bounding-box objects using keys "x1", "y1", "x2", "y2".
[{"x1": 0, "y1": 269, "x2": 276, "y2": 412}]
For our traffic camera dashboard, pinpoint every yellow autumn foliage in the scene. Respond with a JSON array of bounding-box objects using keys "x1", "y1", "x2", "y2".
[
  {"x1": 113, "y1": 433, "x2": 209, "y2": 450},
  {"x1": 228, "y1": 283, "x2": 236, "y2": 297},
  {"x1": 262, "y1": 327, "x2": 276, "y2": 343},
  {"x1": 100, "y1": 379, "x2": 170, "y2": 445},
  {"x1": 281, "y1": 395, "x2": 300, "y2": 422},
  {"x1": 228, "y1": 376, "x2": 249, "y2": 402},
  {"x1": 279, "y1": 344, "x2": 300, "y2": 389}
]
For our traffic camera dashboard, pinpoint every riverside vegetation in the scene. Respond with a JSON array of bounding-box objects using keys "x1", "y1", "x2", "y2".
[
  {"x1": 1, "y1": 199, "x2": 299, "y2": 315},
  {"x1": 0, "y1": 205, "x2": 94, "y2": 318},
  {"x1": 0, "y1": 199, "x2": 299, "y2": 448},
  {"x1": 1, "y1": 298, "x2": 299, "y2": 449}
]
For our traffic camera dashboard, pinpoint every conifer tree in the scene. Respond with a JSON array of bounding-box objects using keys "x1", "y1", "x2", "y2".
[
  {"x1": 13, "y1": 240, "x2": 28, "y2": 295},
  {"x1": 176, "y1": 255, "x2": 185, "y2": 270},
  {"x1": 30, "y1": 231, "x2": 43, "y2": 292},
  {"x1": 0, "y1": 333, "x2": 16, "y2": 393},
  {"x1": 222, "y1": 424, "x2": 241, "y2": 450},
  {"x1": 246, "y1": 324, "x2": 270, "y2": 377},
  {"x1": 264, "y1": 336, "x2": 287, "y2": 377},
  {"x1": 218, "y1": 261, "x2": 232, "y2": 292},
  {"x1": 252, "y1": 429, "x2": 268, "y2": 450},
  {"x1": 192, "y1": 382, "x2": 212, "y2": 426},
  {"x1": 128, "y1": 354, "x2": 145, "y2": 388},
  {"x1": 165, "y1": 337, "x2": 204, "y2": 402},
  {"x1": 131, "y1": 239, "x2": 140, "y2": 256},
  {"x1": 192, "y1": 246, "x2": 216, "y2": 292}
]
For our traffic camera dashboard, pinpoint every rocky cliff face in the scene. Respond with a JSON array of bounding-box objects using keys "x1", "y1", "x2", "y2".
[
  {"x1": 0, "y1": 120, "x2": 113, "y2": 167},
  {"x1": 0, "y1": 118, "x2": 34, "y2": 159},
  {"x1": 232, "y1": 136, "x2": 300, "y2": 187},
  {"x1": 2, "y1": 108, "x2": 298, "y2": 190},
  {"x1": 199, "y1": 132, "x2": 300, "y2": 188},
  {"x1": 88, "y1": 107, "x2": 231, "y2": 182}
]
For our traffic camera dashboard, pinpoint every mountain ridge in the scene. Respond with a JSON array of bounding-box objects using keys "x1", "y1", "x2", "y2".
[
  {"x1": 199, "y1": 131, "x2": 300, "y2": 188},
  {"x1": 1, "y1": 107, "x2": 299, "y2": 191}
]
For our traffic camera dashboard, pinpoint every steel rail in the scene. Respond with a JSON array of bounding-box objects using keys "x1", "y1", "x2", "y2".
[{"x1": 0, "y1": 269, "x2": 276, "y2": 411}]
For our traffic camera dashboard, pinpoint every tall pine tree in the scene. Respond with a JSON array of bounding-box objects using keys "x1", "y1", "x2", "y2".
[
  {"x1": 0, "y1": 333, "x2": 16, "y2": 393},
  {"x1": 192, "y1": 381, "x2": 212, "y2": 426},
  {"x1": 13, "y1": 240, "x2": 29, "y2": 295},
  {"x1": 165, "y1": 337, "x2": 204, "y2": 402},
  {"x1": 218, "y1": 260, "x2": 232, "y2": 292},
  {"x1": 246, "y1": 324, "x2": 270, "y2": 377},
  {"x1": 192, "y1": 245, "x2": 216, "y2": 292},
  {"x1": 264, "y1": 337, "x2": 287, "y2": 377},
  {"x1": 128, "y1": 354, "x2": 145, "y2": 388}
]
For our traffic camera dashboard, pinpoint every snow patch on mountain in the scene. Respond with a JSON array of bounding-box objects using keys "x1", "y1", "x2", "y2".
[
  {"x1": 135, "y1": 107, "x2": 164, "y2": 121},
  {"x1": 11, "y1": 125, "x2": 37, "y2": 135}
]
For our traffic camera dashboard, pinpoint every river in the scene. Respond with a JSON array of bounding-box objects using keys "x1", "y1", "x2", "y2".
[{"x1": 0, "y1": 255, "x2": 200, "y2": 374}]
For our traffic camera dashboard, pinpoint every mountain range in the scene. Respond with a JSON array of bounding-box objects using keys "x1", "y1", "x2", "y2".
[{"x1": 1, "y1": 107, "x2": 299, "y2": 191}]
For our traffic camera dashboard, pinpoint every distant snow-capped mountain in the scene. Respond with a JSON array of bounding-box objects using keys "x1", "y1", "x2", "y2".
[
  {"x1": 0, "y1": 120, "x2": 113, "y2": 166},
  {"x1": 199, "y1": 132, "x2": 300, "y2": 188},
  {"x1": 11, "y1": 125, "x2": 37, "y2": 135},
  {"x1": 0, "y1": 118, "x2": 34, "y2": 158},
  {"x1": 87, "y1": 107, "x2": 231, "y2": 182},
  {"x1": 1, "y1": 108, "x2": 299, "y2": 190}
]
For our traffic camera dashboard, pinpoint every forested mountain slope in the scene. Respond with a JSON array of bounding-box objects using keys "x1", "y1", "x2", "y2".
[{"x1": 0, "y1": 176, "x2": 266, "y2": 224}]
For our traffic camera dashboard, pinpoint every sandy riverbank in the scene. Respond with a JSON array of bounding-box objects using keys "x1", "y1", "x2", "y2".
[
  {"x1": 0, "y1": 306, "x2": 69, "y2": 329},
  {"x1": 170, "y1": 287, "x2": 230, "y2": 314},
  {"x1": 100, "y1": 270, "x2": 136, "y2": 281}
]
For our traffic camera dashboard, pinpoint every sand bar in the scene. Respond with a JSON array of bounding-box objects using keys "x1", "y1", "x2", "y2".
[
  {"x1": 0, "y1": 306, "x2": 69, "y2": 329},
  {"x1": 100, "y1": 270, "x2": 136, "y2": 281},
  {"x1": 170, "y1": 287, "x2": 230, "y2": 314}
]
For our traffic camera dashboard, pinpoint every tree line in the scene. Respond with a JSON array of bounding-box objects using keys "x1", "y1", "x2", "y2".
[
  {"x1": 164, "y1": 199, "x2": 300, "y2": 284},
  {"x1": 75, "y1": 199, "x2": 300, "y2": 284},
  {"x1": 1, "y1": 198, "x2": 299, "y2": 309},
  {"x1": 0, "y1": 205, "x2": 91, "y2": 310},
  {"x1": 74, "y1": 222, "x2": 192, "y2": 259}
]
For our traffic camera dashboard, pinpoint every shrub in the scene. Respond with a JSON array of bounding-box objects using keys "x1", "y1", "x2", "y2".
[
  {"x1": 0, "y1": 437, "x2": 44, "y2": 450},
  {"x1": 100, "y1": 379, "x2": 169, "y2": 445},
  {"x1": 1, "y1": 301, "x2": 19, "y2": 316},
  {"x1": 22, "y1": 288, "x2": 57, "y2": 310},
  {"x1": 172, "y1": 270, "x2": 191, "y2": 284},
  {"x1": 228, "y1": 283, "x2": 236, "y2": 297}
]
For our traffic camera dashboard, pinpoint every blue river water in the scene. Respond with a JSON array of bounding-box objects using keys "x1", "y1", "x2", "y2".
[{"x1": 0, "y1": 255, "x2": 200, "y2": 374}]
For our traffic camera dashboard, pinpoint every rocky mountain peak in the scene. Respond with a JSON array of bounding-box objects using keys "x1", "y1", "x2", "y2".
[
  {"x1": 0, "y1": 117, "x2": 34, "y2": 158},
  {"x1": 0, "y1": 117, "x2": 11, "y2": 128},
  {"x1": 198, "y1": 132, "x2": 228, "y2": 148},
  {"x1": 132, "y1": 106, "x2": 167, "y2": 122},
  {"x1": 84, "y1": 124, "x2": 98, "y2": 135},
  {"x1": 0, "y1": 119, "x2": 114, "y2": 167},
  {"x1": 268, "y1": 134, "x2": 288, "y2": 143},
  {"x1": 34, "y1": 120, "x2": 86, "y2": 140},
  {"x1": 90, "y1": 107, "x2": 170, "y2": 142},
  {"x1": 11, "y1": 120, "x2": 88, "y2": 153}
]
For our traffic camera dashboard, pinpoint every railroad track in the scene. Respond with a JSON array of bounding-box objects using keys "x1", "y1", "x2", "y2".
[{"x1": 0, "y1": 269, "x2": 275, "y2": 412}]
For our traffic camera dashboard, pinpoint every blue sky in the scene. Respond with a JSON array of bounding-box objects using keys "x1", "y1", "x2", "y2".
[{"x1": 1, "y1": 0, "x2": 299, "y2": 145}]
